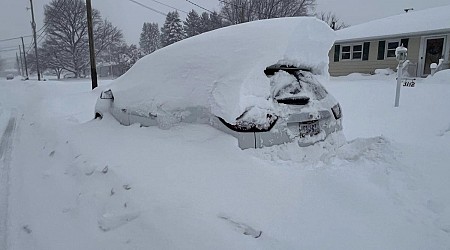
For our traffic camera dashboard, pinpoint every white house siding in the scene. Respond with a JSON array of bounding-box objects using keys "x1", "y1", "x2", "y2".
[
  {"x1": 328, "y1": 5, "x2": 450, "y2": 77},
  {"x1": 329, "y1": 36, "x2": 421, "y2": 76}
]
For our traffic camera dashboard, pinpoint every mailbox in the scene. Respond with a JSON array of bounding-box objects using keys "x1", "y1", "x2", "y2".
[
  {"x1": 394, "y1": 44, "x2": 408, "y2": 107},
  {"x1": 395, "y1": 45, "x2": 408, "y2": 63}
]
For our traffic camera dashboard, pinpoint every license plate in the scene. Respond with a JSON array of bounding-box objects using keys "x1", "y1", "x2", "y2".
[{"x1": 299, "y1": 120, "x2": 320, "y2": 138}]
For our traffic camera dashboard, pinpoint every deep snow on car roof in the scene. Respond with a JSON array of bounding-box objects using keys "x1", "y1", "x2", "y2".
[{"x1": 110, "y1": 17, "x2": 335, "y2": 123}]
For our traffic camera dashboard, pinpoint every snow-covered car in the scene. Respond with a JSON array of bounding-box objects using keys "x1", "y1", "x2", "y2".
[
  {"x1": 95, "y1": 17, "x2": 343, "y2": 149},
  {"x1": 6, "y1": 74, "x2": 14, "y2": 80},
  {"x1": 63, "y1": 73, "x2": 76, "y2": 79}
]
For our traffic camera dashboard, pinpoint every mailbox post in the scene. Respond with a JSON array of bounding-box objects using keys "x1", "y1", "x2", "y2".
[{"x1": 394, "y1": 45, "x2": 407, "y2": 107}]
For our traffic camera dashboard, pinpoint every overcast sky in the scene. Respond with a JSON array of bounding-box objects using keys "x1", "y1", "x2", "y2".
[{"x1": 1, "y1": 0, "x2": 450, "y2": 59}]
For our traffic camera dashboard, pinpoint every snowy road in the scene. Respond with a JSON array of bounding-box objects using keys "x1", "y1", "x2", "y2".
[
  {"x1": 0, "y1": 73, "x2": 449, "y2": 249},
  {"x1": 0, "y1": 109, "x2": 17, "y2": 250}
]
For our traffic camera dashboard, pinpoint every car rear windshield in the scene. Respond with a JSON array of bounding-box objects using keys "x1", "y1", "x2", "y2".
[{"x1": 266, "y1": 66, "x2": 327, "y2": 103}]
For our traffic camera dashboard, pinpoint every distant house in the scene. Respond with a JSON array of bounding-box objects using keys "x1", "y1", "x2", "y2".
[
  {"x1": 97, "y1": 62, "x2": 127, "y2": 78},
  {"x1": 329, "y1": 5, "x2": 450, "y2": 77}
]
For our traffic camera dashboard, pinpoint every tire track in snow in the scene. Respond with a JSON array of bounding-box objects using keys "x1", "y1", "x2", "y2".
[{"x1": 0, "y1": 110, "x2": 17, "y2": 250}]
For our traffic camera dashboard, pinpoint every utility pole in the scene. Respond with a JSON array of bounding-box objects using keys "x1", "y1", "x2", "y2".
[
  {"x1": 20, "y1": 37, "x2": 29, "y2": 79},
  {"x1": 86, "y1": 0, "x2": 98, "y2": 89},
  {"x1": 17, "y1": 48, "x2": 24, "y2": 76},
  {"x1": 29, "y1": 0, "x2": 40, "y2": 81},
  {"x1": 18, "y1": 47, "x2": 24, "y2": 76},
  {"x1": 19, "y1": 45, "x2": 25, "y2": 77},
  {"x1": 16, "y1": 52, "x2": 23, "y2": 76}
]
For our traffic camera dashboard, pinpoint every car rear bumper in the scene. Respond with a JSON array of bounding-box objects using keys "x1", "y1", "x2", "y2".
[{"x1": 211, "y1": 112, "x2": 343, "y2": 149}]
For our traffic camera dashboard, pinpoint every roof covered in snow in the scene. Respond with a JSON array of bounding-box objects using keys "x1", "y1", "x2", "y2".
[
  {"x1": 110, "y1": 17, "x2": 334, "y2": 123},
  {"x1": 336, "y1": 5, "x2": 450, "y2": 42}
]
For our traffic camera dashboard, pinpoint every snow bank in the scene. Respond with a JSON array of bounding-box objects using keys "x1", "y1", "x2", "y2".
[
  {"x1": 374, "y1": 68, "x2": 395, "y2": 76},
  {"x1": 110, "y1": 17, "x2": 335, "y2": 123},
  {"x1": 2, "y1": 73, "x2": 450, "y2": 249},
  {"x1": 427, "y1": 69, "x2": 450, "y2": 84}
]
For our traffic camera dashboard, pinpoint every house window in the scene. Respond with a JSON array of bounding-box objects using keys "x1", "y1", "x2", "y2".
[
  {"x1": 353, "y1": 45, "x2": 362, "y2": 59},
  {"x1": 341, "y1": 46, "x2": 351, "y2": 60},
  {"x1": 341, "y1": 44, "x2": 363, "y2": 60},
  {"x1": 386, "y1": 40, "x2": 400, "y2": 58}
]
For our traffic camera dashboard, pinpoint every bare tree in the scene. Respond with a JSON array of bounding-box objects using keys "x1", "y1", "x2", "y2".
[
  {"x1": 219, "y1": 0, "x2": 316, "y2": 24},
  {"x1": 316, "y1": 11, "x2": 349, "y2": 30},
  {"x1": 26, "y1": 43, "x2": 64, "y2": 79},
  {"x1": 43, "y1": 0, "x2": 123, "y2": 78},
  {"x1": 26, "y1": 49, "x2": 44, "y2": 75},
  {"x1": 41, "y1": 43, "x2": 64, "y2": 79},
  {"x1": 94, "y1": 19, "x2": 124, "y2": 58}
]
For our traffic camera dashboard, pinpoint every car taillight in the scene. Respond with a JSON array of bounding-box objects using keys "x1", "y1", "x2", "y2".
[
  {"x1": 219, "y1": 114, "x2": 278, "y2": 132},
  {"x1": 331, "y1": 104, "x2": 342, "y2": 120}
]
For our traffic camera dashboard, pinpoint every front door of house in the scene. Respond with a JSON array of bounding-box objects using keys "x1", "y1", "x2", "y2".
[{"x1": 422, "y1": 37, "x2": 445, "y2": 75}]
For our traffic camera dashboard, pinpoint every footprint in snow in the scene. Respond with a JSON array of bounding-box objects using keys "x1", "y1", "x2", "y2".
[{"x1": 218, "y1": 214, "x2": 262, "y2": 238}]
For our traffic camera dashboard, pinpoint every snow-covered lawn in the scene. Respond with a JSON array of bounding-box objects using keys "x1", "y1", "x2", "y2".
[{"x1": 0, "y1": 71, "x2": 449, "y2": 249}]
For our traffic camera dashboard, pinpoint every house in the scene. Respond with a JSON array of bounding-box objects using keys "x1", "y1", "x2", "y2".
[
  {"x1": 329, "y1": 5, "x2": 450, "y2": 77},
  {"x1": 97, "y1": 62, "x2": 127, "y2": 78}
]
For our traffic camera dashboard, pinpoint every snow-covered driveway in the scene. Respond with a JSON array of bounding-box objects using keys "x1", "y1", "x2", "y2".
[{"x1": 0, "y1": 72, "x2": 449, "y2": 249}]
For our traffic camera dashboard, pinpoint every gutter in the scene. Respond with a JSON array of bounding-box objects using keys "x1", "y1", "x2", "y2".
[{"x1": 335, "y1": 28, "x2": 450, "y2": 44}]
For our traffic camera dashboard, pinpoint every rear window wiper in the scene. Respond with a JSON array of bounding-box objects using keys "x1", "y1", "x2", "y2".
[{"x1": 276, "y1": 96, "x2": 310, "y2": 105}]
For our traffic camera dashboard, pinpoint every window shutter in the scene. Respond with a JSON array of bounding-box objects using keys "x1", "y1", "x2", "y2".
[
  {"x1": 363, "y1": 42, "x2": 370, "y2": 61},
  {"x1": 334, "y1": 45, "x2": 340, "y2": 62},
  {"x1": 377, "y1": 41, "x2": 386, "y2": 60},
  {"x1": 400, "y1": 38, "x2": 409, "y2": 48}
]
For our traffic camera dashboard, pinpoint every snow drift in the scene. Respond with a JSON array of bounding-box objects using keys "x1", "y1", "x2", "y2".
[
  {"x1": 2, "y1": 70, "x2": 450, "y2": 249},
  {"x1": 109, "y1": 17, "x2": 335, "y2": 123}
]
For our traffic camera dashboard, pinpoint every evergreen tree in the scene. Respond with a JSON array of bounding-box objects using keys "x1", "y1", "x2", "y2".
[
  {"x1": 161, "y1": 11, "x2": 185, "y2": 47},
  {"x1": 209, "y1": 11, "x2": 227, "y2": 30},
  {"x1": 199, "y1": 12, "x2": 212, "y2": 33},
  {"x1": 139, "y1": 22, "x2": 161, "y2": 55},
  {"x1": 123, "y1": 44, "x2": 143, "y2": 70},
  {"x1": 183, "y1": 10, "x2": 202, "y2": 38}
]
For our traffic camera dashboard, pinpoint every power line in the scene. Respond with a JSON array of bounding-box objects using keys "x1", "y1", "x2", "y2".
[
  {"x1": 36, "y1": 31, "x2": 47, "y2": 45},
  {"x1": 185, "y1": 0, "x2": 231, "y2": 23},
  {"x1": 0, "y1": 35, "x2": 33, "y2": 43},
  {"x1": 36, "y1": 24, "x2": 47, "y2": 34},
  {"x1": 147, "y1": 0, "x2": 188, "y2": 14},
  {"x1": 25, "y1": 24, "x2": 47, "y2": 54},
  {"x1": 185, "y1": 0, "x2": 215, "y2": 14},
  {"x1": 128, "y1": 0, "x2": 167, "y2": 16},
  {"x1": 0, "y1": 45, "x2": 19, "y2": 51},
  {"x1": 25, "y1": 38, "x2": 35, "y2": 54},
  {"x1": 0, "y1": 48, "x2": 19, "y2": 53},
  {"x1": 35, "y1": 24, "x2": 48, "y2": 42}
]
